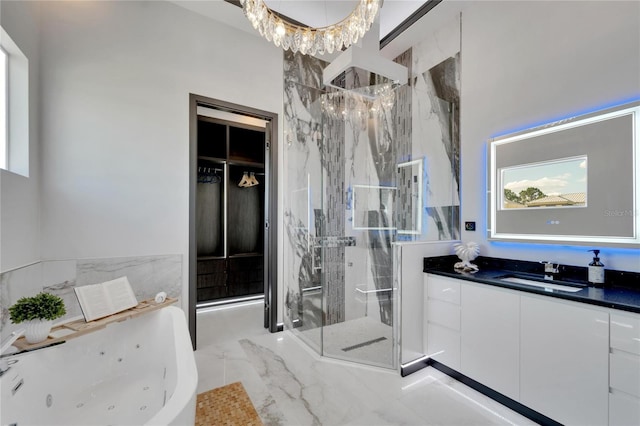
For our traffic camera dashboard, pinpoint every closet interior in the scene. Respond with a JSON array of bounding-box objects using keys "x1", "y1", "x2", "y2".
[{"x1": 196, "y1": 116, "x2": 265, "y2": 304}]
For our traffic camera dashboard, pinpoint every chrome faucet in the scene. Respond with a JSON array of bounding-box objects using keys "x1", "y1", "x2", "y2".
[{"x1": 541, "y1": 261, "x2": 561, "y2": 280}]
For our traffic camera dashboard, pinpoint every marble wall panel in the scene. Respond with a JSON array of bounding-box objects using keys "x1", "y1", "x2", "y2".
[
  {"x1": 283, "y1": 50, "x2": 328, "y2": 336},
  {"x1": 0, "y1": 262, "x2": 43, "y2": 341},
  {"x1": 76, "y1": 255, "x2": 182, "y2": 302},
  {"x1": 411, "y1": 14, "x2": 462, "y2": 241},
  {"x1": 1, "y1": 254, "x2": 182, "y2": 342},
  {"x1": 42, "y1": 260, "x2": 80, "y2": 322}
]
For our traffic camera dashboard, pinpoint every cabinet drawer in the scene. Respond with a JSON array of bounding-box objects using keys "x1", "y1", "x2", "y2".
[
  {"x1": 610, "y1": 391, "x2": 640, "y2": 426},
  {"x1": 426, "y1": 299, "x2": 461, "y2": 331},
  {"x1": 611, "y1": 351, "x2": 640, "y2": 398},
  {"x1": 426, "y1": 323, "x2": 460, "y2": 370},
  {"x1": 427, "y1": 275, "x2": 461, "y2": 305},
  {"x1": 611, "y1": 313, "x2": 640, "y2": 355}
]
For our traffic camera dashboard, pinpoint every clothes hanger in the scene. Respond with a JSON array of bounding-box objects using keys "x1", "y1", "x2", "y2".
[
  {"x1": 212, "y1": 168, "x2": 221, "y2": 184},
  {"x1": 238, "y1": 171, "x2": 252, "y2": 187},
  {"x1": 248, "y1": 172, "x2": 259, "y2": 187}
]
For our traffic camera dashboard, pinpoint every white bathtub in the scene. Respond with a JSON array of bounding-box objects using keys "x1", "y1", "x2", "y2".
[{"x1": 1, "y1": 306, "x2": 197, "y2": 426}]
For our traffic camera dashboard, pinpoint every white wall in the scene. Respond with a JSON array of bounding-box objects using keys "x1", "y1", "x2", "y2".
[
  {"x1": 0, "y1": 0, "x2": 41, "y2": 271},
  {"x1": 459, "y1": 0, "x2": 640, "y2": 271},
  {"x1": 36, "y1": 1, "x2": 284, "y2": 317}
]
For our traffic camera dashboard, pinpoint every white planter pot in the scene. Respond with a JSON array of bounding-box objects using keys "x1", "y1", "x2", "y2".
[{"x1": 24, "y1": 319, "x2": 53, "y2": 344}]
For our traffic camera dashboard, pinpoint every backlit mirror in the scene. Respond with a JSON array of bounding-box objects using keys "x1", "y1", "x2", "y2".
[{"x1": 488, "y1": 101, "x2": 640, "y2": 247}]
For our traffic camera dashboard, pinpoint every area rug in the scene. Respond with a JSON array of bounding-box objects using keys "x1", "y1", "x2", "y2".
[{"x1": 196, "y1": 381, "x2": 263, "y2": 426}]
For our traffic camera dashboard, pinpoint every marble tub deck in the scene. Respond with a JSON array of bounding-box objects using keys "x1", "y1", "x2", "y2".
[{"x1": 195, "y1": 302, "x2": 536, "y2": 426}]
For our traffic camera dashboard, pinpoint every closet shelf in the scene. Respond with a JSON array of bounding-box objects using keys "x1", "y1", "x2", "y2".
[
  {"x1": 227, "y1": 159, "x2": 264, "y2": 168},
  {"x1": 229, "y1": 252, "x2": 263, "y2": 258},
  {"x1": 198, "y1": 255, "x2": 226, "y2": 261},
  {"x1": 198, "y1": 155, "x2": 226, "y2": 163}
]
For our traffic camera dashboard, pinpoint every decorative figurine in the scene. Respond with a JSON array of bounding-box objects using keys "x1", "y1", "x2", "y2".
[{"x1": 454, "y1": 241, "x2": 480, "y2": 272}]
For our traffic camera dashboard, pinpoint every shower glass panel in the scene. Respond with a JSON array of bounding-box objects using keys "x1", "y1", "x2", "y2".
[
  {"x1": 282, "y1": 51, "x2": 404, "y2": 370},
  {"x1": 315, "y1": 83, "x2": 400, "y2": 369}
]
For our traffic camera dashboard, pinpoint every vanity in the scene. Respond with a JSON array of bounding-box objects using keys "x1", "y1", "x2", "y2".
[
  {"x1": 398, "y1": 96, "x2": 640, "y2": 424},
  {"x1": 420, "y1": 255, "x2": 640, "y2": 426}
]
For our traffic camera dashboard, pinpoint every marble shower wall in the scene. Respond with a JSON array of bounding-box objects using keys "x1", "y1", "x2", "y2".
[
  {"x1": 0, "y1": 255, "x2": 182, "y2": 342},
  {"x1": 282, "y1": 50, "x2": 328, "y2": 342},
  {"x1": 283, "y1": 13, "x2": 461, "y2": 338},
  {"x1": 410, "y1": 14, "x2": 462, "y2": 241},
  {"x1": 283, "y1": 52, "x2": 404, "y2": 342}
]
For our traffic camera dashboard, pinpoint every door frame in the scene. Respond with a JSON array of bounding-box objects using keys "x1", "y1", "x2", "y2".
[{"x1": 189, "y1": 93, "x2": 279, "y2": 349}]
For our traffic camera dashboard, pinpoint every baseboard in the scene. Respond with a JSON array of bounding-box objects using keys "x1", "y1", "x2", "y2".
[{"x1": 400, "y1": 356, "x2": 561, "y2": 426}]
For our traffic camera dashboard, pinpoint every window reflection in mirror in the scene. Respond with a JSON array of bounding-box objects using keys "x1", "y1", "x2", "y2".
[{"x1": 500, "y1": 156, "x2": 587, "y2": 210}]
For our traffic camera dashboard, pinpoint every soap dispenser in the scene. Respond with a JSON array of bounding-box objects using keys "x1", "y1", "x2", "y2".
[{"x1": 588, "y1": 249, "x2": 605, "y2": 287}]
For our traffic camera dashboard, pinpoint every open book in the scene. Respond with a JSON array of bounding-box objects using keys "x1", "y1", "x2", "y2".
[{"x1": 75, "y1": 276, "x2": 139, "y2": 322}]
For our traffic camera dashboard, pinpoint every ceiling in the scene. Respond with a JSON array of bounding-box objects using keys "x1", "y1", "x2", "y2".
[{"x1": 169, "y1": 0, "x2": 467, "y2": 59}]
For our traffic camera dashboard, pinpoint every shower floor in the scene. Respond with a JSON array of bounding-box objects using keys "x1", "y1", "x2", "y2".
[{"x1": 298, "y1": 316, "x2": 394, "y2": 368}]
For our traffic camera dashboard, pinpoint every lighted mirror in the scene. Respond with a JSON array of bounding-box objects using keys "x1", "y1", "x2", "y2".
[
  {"x1": 397, "y1": 159, "x2": 423, "y2": 234},
  {"x1": 352, "y1": 185, "x2": 396, "y2": 230},
  {"x1": 489, "y1": 101, "x2": 640, "y2": 246}
]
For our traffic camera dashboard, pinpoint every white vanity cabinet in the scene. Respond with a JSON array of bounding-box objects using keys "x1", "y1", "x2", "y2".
[
  {"x1": 520, "y1": 295, "x2": 609, "y2": 426},
  {"x1": 460, "y1": 283, "x2": 520, "y2": 399},
  {"x1": 423, "y1": 274, "x2": 461, "y2": 369},
  {"x1": 609, "y1": 312, "x2": 640, "y2": 426}
]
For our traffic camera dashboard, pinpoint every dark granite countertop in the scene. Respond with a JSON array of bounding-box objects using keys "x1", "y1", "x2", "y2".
[{"x1": 424, "y1": 256, "x2": 640, "y2": 314}]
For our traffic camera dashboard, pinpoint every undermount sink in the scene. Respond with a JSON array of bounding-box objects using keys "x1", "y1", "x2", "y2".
[{"x1": 499, "y1": 276, "x2": 585, "y2": 293}]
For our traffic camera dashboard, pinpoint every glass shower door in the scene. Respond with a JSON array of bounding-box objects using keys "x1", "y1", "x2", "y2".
[
  {"x1": 315, "y1": 86, "x2": 399, "y2": 369},
  {"x1": 282, "y1": 61, "x2": 402, "y2": 369}
]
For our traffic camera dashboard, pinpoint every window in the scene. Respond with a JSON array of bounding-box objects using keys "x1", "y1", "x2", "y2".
[
  {"x1": 0, "y1": 46, "x2": 7, "y2": 169},
  {"x1": 0, "y1": 25, "x2": 29, "y2": 176}
]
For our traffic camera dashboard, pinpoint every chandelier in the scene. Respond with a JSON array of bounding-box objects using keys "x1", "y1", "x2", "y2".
[
  {"x1": 320, "y1": 83, "x2": 396, "y2": 124},
  {"x1": 239, "y1": 0, "x2": 382, "y2": 55}
]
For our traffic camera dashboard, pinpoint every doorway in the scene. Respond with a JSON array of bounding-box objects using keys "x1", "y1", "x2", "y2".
[{"x1": 189, "y1": 94, "x2": 279, "y2": 349}]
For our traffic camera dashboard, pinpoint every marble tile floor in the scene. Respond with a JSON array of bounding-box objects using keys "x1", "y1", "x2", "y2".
[
  {"x1": 195, "y1": 301, "x2": 537, "y2": 426},
  {"x1": 298, "y1": 316, "x2": 394, "y2": 368}
]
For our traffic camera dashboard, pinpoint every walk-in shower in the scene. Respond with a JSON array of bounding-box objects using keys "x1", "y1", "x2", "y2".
[{"x1": 283, "y1": 22, "x2": 409, "y2": 369}]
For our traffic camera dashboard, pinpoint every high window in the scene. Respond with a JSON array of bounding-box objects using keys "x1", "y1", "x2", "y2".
[
  {"x1": 0, "y1": 25, "x2": 29, "y2": 176},
  {"x1": 0, "y1": 46, "x2": 7, "y2": 169}
]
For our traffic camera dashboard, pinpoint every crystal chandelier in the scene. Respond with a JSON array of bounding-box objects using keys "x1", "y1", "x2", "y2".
[
  {"x1": 320, "y1": 83, "x2": 396, "y2": 123},
  {"x1": 239, "y1": 0, "x2": 382, "y2": 55}
]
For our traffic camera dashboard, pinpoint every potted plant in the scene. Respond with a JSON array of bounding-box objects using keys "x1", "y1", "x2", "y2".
[{"x1": 9, "y1": 292, "x2": 66, "y2": 344}]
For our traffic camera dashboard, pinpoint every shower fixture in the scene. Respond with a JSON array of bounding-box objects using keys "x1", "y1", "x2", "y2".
[{"x1": 322, "y1": 15, "x2": 407, "y2": 97}]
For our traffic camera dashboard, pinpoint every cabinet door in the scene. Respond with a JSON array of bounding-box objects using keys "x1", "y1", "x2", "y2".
[
  {"x1": 426, "y1": 323, "x2": 460, "y2": 369},
  {"x1": 461, "y1": 283, "x2": 520, "y2": 399},
  {"x1": 520, "y1": 296, "x2": 609, "y2": 425},
  {"x1": 610, "y1": 312, "x2": 640, "y2": 426},
  {"x1": 424, "y1": 275, "x2": 461, "y2": 370},
  {"x1": 610, "y1": 391, "x2": 640, "y2": 426}
]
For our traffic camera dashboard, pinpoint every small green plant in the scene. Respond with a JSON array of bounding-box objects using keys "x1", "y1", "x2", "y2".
[{"x1": 9, "y1": 292, "x2": 66, "y2": 323}]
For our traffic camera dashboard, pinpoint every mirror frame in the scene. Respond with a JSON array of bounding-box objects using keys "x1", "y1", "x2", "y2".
[
  {"x1": 397, "y1": 159, "x2": 424, "y2": 235},
  {"x1": 488, "y1": 101, "x2": 640, "y2": 247}
]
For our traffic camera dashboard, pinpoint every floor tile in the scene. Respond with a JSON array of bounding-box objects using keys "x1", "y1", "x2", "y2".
[{"x1": 195, "y1": 301, "x2": 536, "y2": 426}]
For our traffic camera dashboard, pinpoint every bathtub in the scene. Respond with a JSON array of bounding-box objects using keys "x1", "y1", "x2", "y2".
[{"x1": 0, "y1": 306, "x2": 197, "y2": 426}]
